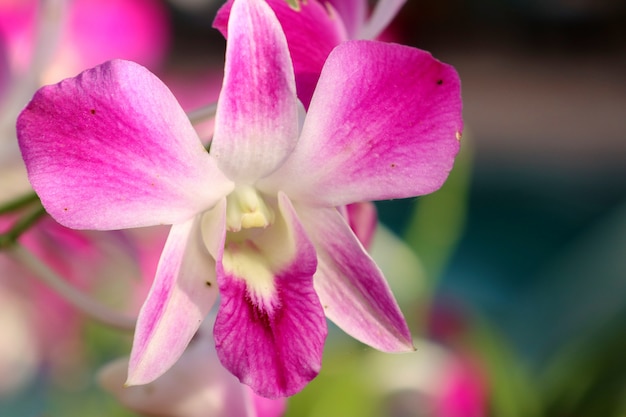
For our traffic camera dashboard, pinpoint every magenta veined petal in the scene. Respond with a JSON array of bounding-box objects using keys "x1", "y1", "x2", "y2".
[
  {"x1": 127, "y1": 215, "x2": 219, "y2": 386},
  {"x1": 214, "y1": 0, "x2": 347, "y2": 109},
  {"x1": 259, "y1": 40, "x2": 463, "y2": 207},
  {"x1": 17, "y1": 59, "x2": 233, "y2": 230},
  {"x1": 213, "y1": 192, "x2": 326, "y2": 398},
  {"x1": 211, "y1": 0, "x2": 298, "y2": 183},
  {"x1": 298, "y1": 205, "x2": 414, "y2": 352}
]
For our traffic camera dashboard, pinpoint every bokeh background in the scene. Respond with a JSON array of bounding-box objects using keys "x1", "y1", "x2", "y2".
[{"x1": 1, "y1": 0, "x2": 625, "y2": 416}]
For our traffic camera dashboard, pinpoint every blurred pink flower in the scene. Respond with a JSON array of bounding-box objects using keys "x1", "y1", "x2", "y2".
[
  {"x1": 99, "y1": 318, "x2": 286, "y2": 417},
  {"x1": 0, "y1": 0, "x2": 170, "y2": 80},
  {"x1": 0, "y1": 214, "x2": 98, "y2": 394},
  {"x1": 369, "y1": 339, "x2": 487, "y2": 417},
  {"x1": 436, "y1": 357, "x2": 487, "y2": 417}
]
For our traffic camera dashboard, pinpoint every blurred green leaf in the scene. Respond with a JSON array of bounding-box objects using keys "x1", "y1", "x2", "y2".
[
  {"x1": 404, "y1": 131, "x2": 473, "y2": 286},
  {"x1": 285, "y1": 345, "x2": 380, "y2": 417},
  {"x1": 467, "y1": 317, "x2": 543, "y2": 417},
  {"x1": 540, "y1": 308, "x2": 626, "y2": 417}
]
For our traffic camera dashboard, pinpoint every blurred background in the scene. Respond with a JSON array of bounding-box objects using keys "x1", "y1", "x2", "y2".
[{"x1": 1, "y1": 0, "x2": 625, "y2": 416}]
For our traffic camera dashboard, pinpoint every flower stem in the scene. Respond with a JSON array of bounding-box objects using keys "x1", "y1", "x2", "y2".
[
  {"x1": 0, "y1": 206, "x2": 47, "y2": 250},
  {"x1": 0, "y1": 192, "x2": 40, "y2": 215},
  {"x1": 7, "y1": 244, "x2": 137, "y2": 331}
]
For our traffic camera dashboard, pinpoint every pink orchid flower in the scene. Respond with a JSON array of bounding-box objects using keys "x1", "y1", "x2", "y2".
[
  {"x1": 99, "y1": 318, "x2": 286, "y2": 417},
  {"x1": 17, "y1": 0, "x2": 462, "y2": 398}
]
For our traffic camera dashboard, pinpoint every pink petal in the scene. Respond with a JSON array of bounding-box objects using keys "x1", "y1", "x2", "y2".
[
  {"x1": 298, "y1": 205, "x2": 414, "y2": 352},
  {"x1": 17, "y1": 60, "x2": 233, "y2": 230},
  {"x1": 211, "y1": 0, "x2": 298, "y2": 183},
  {"x1": 344, "y1": 202, "x2": 378, "y2": 250},
  {"x1": 213, "y1": 192, "x2": 326, "y2": 398},
  {"x1": 327, "y1": 0, "x2": 367, "y2": 38},
  {"x1": 214, "y1": 0, "x2": 347, "y2": 109},
  {"x1": 260, "y1": 41, "x2": 463, "y2": 206},
  {"x1": 127, "y1": 214, "x2": 220, "y2": 385},
  {"x1": 359, "y1": 0, "x2": 407, "y2": 40}
]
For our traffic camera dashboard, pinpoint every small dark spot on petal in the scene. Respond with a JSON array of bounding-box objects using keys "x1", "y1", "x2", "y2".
[
  {"x1": 90, "y1": 109, "x2": 96, "y2": 115},
  {"x1": 390, "y1": 163, "x2": 397, "y2": 168},
  {"x1": 205, "y1": 281, "x2": 212, "y2": 287},
  {"x1": 63, "y1": 208, "x2": 68, "y2": 211},
  {"x1": 436, "y1": 79, "x2": 443, "y2": 85}
]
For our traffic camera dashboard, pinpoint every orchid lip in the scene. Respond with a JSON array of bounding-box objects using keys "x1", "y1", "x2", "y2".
[{"x1": 225, "y1": 185, "x2": 275, "y2": 232}]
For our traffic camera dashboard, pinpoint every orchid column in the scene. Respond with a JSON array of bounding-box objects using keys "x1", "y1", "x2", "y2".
[{"x1": 16, "y1": 0, "x2": 462, "y2": 399}]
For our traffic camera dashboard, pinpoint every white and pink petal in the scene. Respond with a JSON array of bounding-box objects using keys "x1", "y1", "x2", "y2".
[
  {"x1": 17, "y1": 59, "x2": 233, "y2": 230},
  {"x1": 260, "y1": 40, "x2": 462, "y2": 207},
  {"x1": 214, "y1": 0, "x2": 348, "y2": 109},
  {"x1": 127, "y1": 215, "x2": 220, "y2": 386},
  {"x1": 211, "y1": 0, "x2": 298, "y2": 183},
  {"x1": 298, "y1": 204, "x2": 414, "y2": 353}
]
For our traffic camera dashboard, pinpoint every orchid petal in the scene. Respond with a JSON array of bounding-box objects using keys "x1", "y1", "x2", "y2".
[
  {"x1": 214, "y1": 192, "x2": 326, "y2": 398},
  {"x1": 17, "y1": 59, "x2": 233, "y2": 230},
  {"x1": 298, "y1": 204, "x2": 414, "y2": 352},
  {"x1": 127, "y1": 214, "x2": 220, "y2": 386},
  {"x1": 327, "y1": 0, "x2": 367, "y2": 39},
  {"x1": 214, "y1": 0, "x2": 347, "y2": 109},
  {"x1": 260, "y1": 41, "x2": 462, "y2": 206},
  {"x1": 359, "y1": 0, "x2": 407, "y2": 40},
  {"x1": 211, "y1": 0, "x2": 298, "y2": 183},
  {"x1": 344, "y1": 202, "x2": 378, "y2": 250}
]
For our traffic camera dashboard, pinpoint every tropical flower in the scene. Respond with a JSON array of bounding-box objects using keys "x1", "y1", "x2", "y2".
[{"x1": 17, "y1": 0, "x2": 462, "y2": 398}]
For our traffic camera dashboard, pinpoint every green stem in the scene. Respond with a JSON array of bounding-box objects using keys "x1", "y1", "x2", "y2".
[
  {"x1": 0, "y1": 192, "x2": 40, "y2": 215},
  {"x1": 0, "y1": 206, "x2": 47, "y2": 249},
  {"x1": 8, "y1": 244, "x2": 137, "y2": 331}
]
